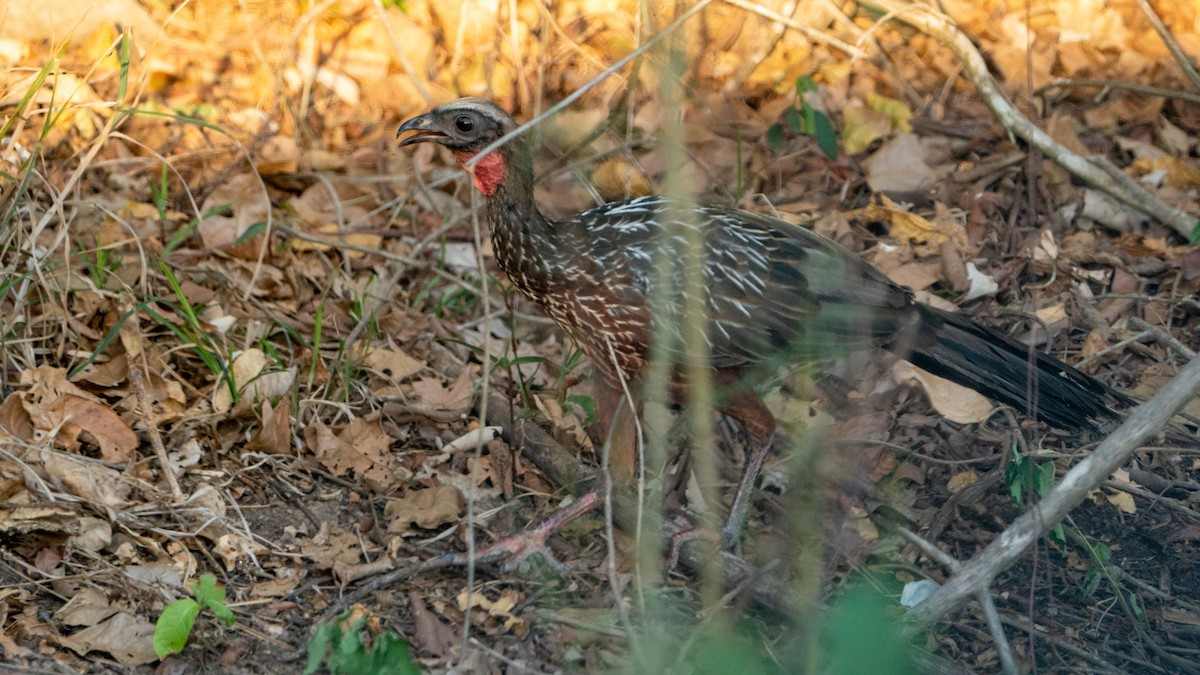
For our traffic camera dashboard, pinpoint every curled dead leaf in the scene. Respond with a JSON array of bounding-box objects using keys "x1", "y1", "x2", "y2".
[
  {"x1": 892, "y1": 362, "x2": 993, "y2": 424},
  {"x1": 385, "y1": 485, "x2": 464, "y2": 533}
]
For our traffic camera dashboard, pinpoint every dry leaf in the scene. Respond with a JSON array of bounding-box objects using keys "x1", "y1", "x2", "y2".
[
  {"x1": 947, "y1": 470, "x2": 980, "y2": 492},
  {"x1": 1105, "y1": 490, "x2": 1137, "y2": 514},
  {"x1": 457, "y1": 587, "x2": 528, "y2": 636},
  {"x1": 385, "y1": 485, "x2": 464, "y2": 533},
  {"x1": 56, "y1": 588, "x2": 118, "y2": 628},
  {"x1": 44, "y1": 394, "x2": 139, "y2": 462},
  {"x1": 364, "y1": 347, "x2": 426, "y2": 381},
  {"x1": 862, "y1": 133, "x2": 937, "y2": 193},
  {"x1": 591, "y1": 157, "x2": 651, "y2": 200},
  {"x1": 57, "y1": 612, "x2": 157, "y2": 666},
  {"x1": 245, "y1": 396, "x2": 292, "y2": 455},
  {"x1": 409, "y1": 592, "x2": 459, "y2": 658},
  {"x1": 214, "y1": 349, "x2": 269, "y2": 414},
  {"x1": 43, "y1": 452, "x2": 130, "y2": 509},
  {"x1": 893, "y1": 362, "x2": 993, "y2": 424},
  {"x1": 305, "y1": 415, "x2": 400, "y2": 487}
]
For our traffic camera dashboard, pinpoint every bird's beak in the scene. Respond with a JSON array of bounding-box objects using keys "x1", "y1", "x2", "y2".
[{"x1": 396, "y1": 114, "x2": 447, "y2": 147}]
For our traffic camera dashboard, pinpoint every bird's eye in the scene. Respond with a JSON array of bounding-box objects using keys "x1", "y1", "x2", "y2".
[{"x1": 454, "y1": 115, "x2": 474, "y2": 133}]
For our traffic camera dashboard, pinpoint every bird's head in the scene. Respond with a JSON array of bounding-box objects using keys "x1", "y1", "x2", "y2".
[{"x1": 397, "y1": 98, "x2": 521, "y2": 197}]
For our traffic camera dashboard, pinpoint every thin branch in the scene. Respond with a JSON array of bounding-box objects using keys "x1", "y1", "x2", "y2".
[
  {"x1": 1036, "y1": 78, "x2": 1200, "y2": 106},
  {"x1": 1132, "y1": 0, "x2": 1200, "y2": 92},
  {"x1": 464, "y1": 0, "x2": 716, "y2": 170}
]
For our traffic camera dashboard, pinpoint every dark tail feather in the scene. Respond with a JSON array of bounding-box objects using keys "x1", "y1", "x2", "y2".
[{"x1": 900, "y1": 305, "x2": 1129, "y2": 431}]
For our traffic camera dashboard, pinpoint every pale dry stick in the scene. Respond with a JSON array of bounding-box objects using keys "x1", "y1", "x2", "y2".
[
  {"x1": 1132, "y1": 0, "x2": 1200, "y2": 92},
  {"x1": 995, "y1": 614, "x2": 1128, "y2": 675},
  {"x1": 603, "y1": 335, "x2": 644, "y2": 636},
  {"x1": 1073, "y1": 329, "x2": 1153, "y2": 370},
  {"x1": 455, "y1": 194, "x2": 494, "y2": 668},
  {"x1": 1037, "y1": 78, "x2": 1200, "y2": 106},
  {"x1": 506, "y1": 0, "x2": 530, "y2": 108},
  {"x1": 368, "y1": 0, "x2": 432, "y2": 106},
  {"x1": 464, "y1": 0, "x2": 716, "y2": 172},
  {"x1": 1128, "y1": 317, "x2": 1197, "y2": 359},
  {"x1": 907, "y1": 352, "x2": 1200, "y2": 625},
  {"x1": 857, "y1": 0, "x2": 1198, "y2": 239},
  {"x1": 898, "y1": 527, "x2": 1018, "y2": 675},
  {"x1": 129, "y1": 365, "x2": 183, "y2": 501},
  {"x1": 720, "y1": 0, "x2": 866, "y2": 61},
  {"x1": 1102, "y1": 479, "x2": 1200, "y2": 520}
]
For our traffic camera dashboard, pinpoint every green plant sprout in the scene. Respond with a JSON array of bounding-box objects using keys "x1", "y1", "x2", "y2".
[{"x1": 153, "y1": 574, "x2": 235, "y2": 659}]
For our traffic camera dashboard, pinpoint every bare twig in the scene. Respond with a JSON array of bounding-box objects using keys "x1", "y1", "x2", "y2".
[
  {"x1": 464, "y1": 0, "x2": 716, "y2": 171},
  {"x1": 129, "y1": 365, "x2": 183, "y2": 501},
  {"x1": 899, "y1": 528, "x2": 1018, "y2": 675},
  {"x1": 1132, "y1": 0, "x2": 1200, "y2": 92},
  {"x1": 1036, "y1": 78, "x2": 1200, "y2": 106},
  {"x1": 858, "y1": 0, "x2": 1198, "y2": 239}
]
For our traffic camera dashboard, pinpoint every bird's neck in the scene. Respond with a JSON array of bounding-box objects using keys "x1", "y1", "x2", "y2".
[{"x1": 459, "y1": 140, "x2": 561, "y2": 292}]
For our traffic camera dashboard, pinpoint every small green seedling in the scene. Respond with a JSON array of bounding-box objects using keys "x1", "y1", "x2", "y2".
[
  {"x1": 1004, "y1": 449, "x2": 1066, "y2": 548},
  {"x1": 305, "y1": 608, "x2": 420, "y2": 675},
  {"x1": 154, "y1": 573, "x2": 235, "y2": 658},
  {"x1": 767, "y1": 75, "x2": 839, "y2": 159}
]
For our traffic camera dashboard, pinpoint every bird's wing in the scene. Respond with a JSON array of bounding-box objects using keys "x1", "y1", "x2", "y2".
[{"x1": 569, "y1": 198, "x2": 921, "y2": 371}]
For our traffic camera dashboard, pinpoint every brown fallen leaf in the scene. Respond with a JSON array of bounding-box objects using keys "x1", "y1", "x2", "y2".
[
  {"x1": 384, "y1": 485, "x2": 464, "y2": 533},
  {"x1": 305, "y1": 414, "x2": 401, "y2": 487},
  {"x1": 409, "y1": 591, "x2": 459, "y2": 658},
  {"x1": 245, "y1": 396, "x2": 292, "y2": 455},
  {"x1": 57, "y1": 611, "x2": 157, "y2": 666},
  {"x1": 45, "y1": 394, "x2": 139, "y2": 462},
  {"x1": 43, "y1": 453, "x2": 131, "y2": 509},
  {"x1": 892, "y1": 362, "x2": 993, "y2": 425}
]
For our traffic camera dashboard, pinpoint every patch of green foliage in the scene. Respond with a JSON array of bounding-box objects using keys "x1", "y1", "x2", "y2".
[
  {"x1": 766, "y1": 75, "x2": 839, "y2": 159},
  {"x1": 305, "y1": 609, "x2": 420, "y2": 675},
  {"x1": 154, "y1": 574, "x2": 235, "y2": 659}
]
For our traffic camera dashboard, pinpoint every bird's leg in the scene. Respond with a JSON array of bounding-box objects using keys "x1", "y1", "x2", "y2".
[
  {"x1": 592, "y1": 373, "x2": 640, "y2": 480},
  {"x1": 718, "y1": 392, "x2": 777, "y2": 551}
]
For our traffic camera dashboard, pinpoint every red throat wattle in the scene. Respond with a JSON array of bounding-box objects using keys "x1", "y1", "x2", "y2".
[{"x1": 454, "y1": 151, "x2": 507, "y2": 197}]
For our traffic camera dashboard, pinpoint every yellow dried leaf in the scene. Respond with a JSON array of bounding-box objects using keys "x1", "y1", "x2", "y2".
[
  {"x1": 947, "y1": 470, "x2": 980, "y2": 492},
  {"x1": 1105, "y1": 490, "x2": 1137, "y2": 514},
  {"x1": 868, "y1": 93, "x2": 912, "y2": 133},
  {"x1": 893, "y1": 362, "x2": 993, "y2": 424},
  {"x1": 385, "y1": 485, "x2": 464, "y2": 532},
  {"x1": 842, "y1": 99, "x2": 894, "y2": 154},
  {"x1": 591, "y1": 158, "x2": 651, "y2": 200}
]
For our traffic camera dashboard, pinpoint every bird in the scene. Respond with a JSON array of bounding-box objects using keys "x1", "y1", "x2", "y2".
[{"x1": 397, "y1": 97, "x2": 1128, "y2": 546}]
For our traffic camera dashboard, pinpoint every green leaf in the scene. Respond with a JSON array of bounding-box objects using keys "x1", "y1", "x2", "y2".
[
  {"x1": 234, "y1": 221, "x2": 269, "y2": 246},
  {"x1": 1034, "y1": 461, "x2": 1056, "y2": 498},
  {"x1": 304, "y1": 622, "x2": 338, "y2": 675},
  {"x1": 154, "y1": 598, "x2": 200, "y2": 658},
  {"x1": 785, "y1": 106, "x2": 804, "y2": 133},
  {"x1": 1128, "y1": 591, "x2": 1144, "y2": 620},
  {"x1": 1190, "y1": 219, "x2": 1200, "y2": 244},
  {"x1": 1004, "y1": 455, "x2": 1027, "y2": 506},
  {"x1": 810, "y1": 110, "x2": 839, "y2": 159},
  {"x1": 795, "y1": 75, "x2": 817, "y2": 94},
  {"x1": 192, "y1": 574, "x2": 235, "y2": 627},
  {"x1": 766, "y1": 123, "x2": 784, "y2": 152}
]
